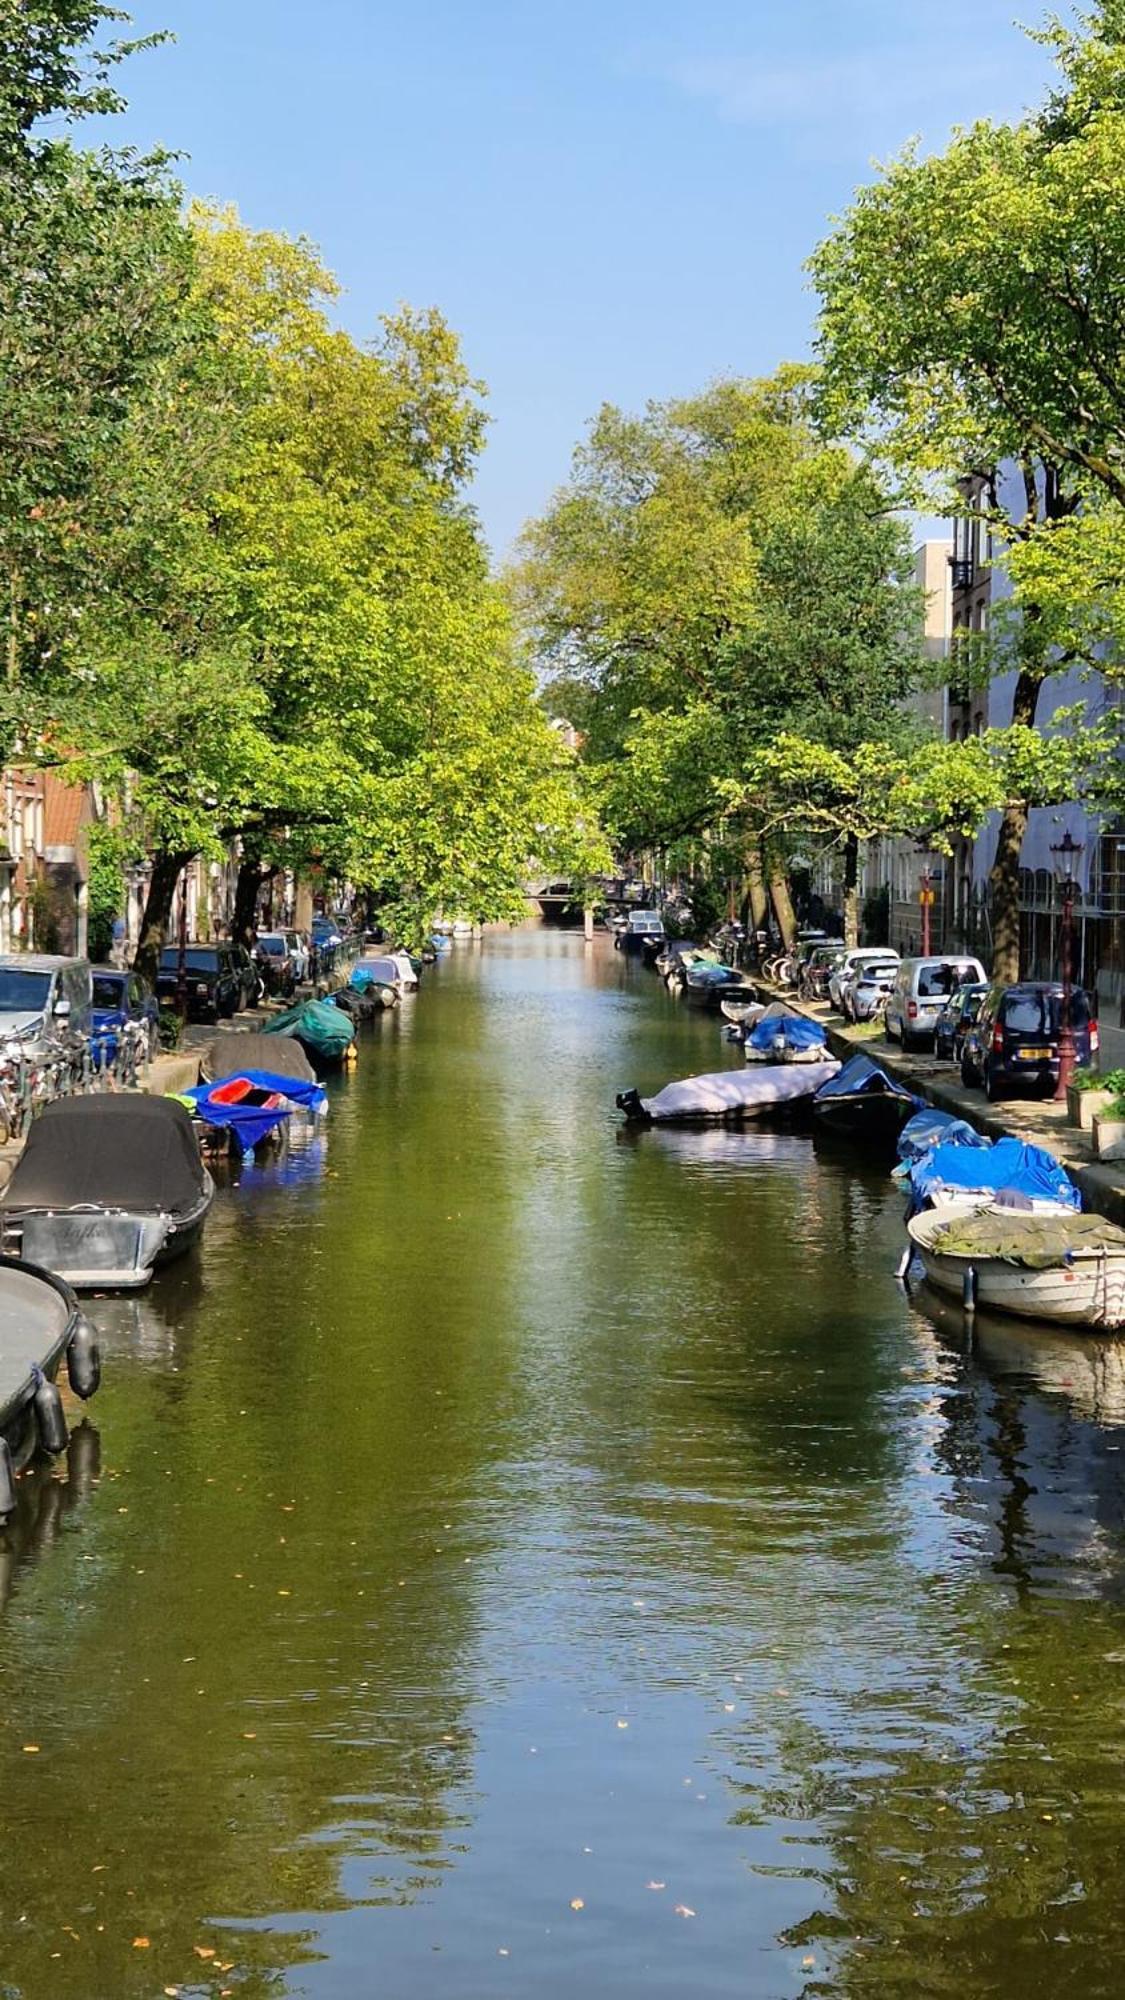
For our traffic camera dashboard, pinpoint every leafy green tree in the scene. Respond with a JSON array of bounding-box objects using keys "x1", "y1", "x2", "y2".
[
  {"x1": 514, "y1": 373, "x2": 924, "y2": 942},
  {"x1": 810, "y1": 0, "x2": 1125, "y2": 978}
]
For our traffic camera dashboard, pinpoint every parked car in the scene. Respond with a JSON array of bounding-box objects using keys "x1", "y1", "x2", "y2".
[
  {"x1": 90, "y1": 966, "x2": 160, "y2": 1062},
  {"x1": 933, "y1": 981, "x2": 989, "y2": 1063},
  {"x1": 844, "y1": 960, "x2": 901, "y2": 1023},
  {"x1": 0, "y1": 954, "x2": 93, "y2": 1047},
  {"x1": 254, "y1": 931, "x2": 297, "y2": 998},
  {"x1": 156, "y1": 944, "x2": 241, "y2": 1022},
  {"x1": 884, "y1": 955, "x2": 987, "y2": 1050},
  {"x1": 960, "y1": 981, "x2": 1099, "y2": 1100},
  {"x1": 830, "y1": 947, "x2": 900, "y2": 1013}
]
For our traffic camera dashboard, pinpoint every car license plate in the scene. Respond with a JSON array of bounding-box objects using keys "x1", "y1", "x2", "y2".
[{"x1": 1017, "y1": 1046, "x2": 1050, "y2": 1061}]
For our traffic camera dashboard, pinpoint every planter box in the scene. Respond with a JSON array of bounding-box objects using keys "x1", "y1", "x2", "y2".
[
  {"x1": 1069, "y1": 1085, "x2": 1115, "y2": 1131},
  {"x1": 1093, "y1": 1111, "x2": 1125, "y2": 1162}
]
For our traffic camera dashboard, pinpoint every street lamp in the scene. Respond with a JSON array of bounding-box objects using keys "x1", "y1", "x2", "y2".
[
  {"x1": 915, "y1": 841, "x2": 938, "y2": 957},
  {"x1": 1050, "y1": 828, "x2": 1084, "y2": 1102}
]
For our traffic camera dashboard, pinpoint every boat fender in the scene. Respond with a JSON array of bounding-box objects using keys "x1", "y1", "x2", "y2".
[
  {"x1": 0, "y1": 1438, "x2": 15, "y2": 1520},
  {"x1": 895, "y1": 1244, "x2": 912, "y2": 1284},
  {"x1": 344, "y1": 1044, "x2": 358, "y2": 1068},
  {"x1": 962, "y1": 1265, "x2": 977, "y2": 1316},
  {"x1": 32, "y1": 1372, "x2": 68, "y2": 1455},
  {"x1": 66, "y1": 1318, "x2": 101, "y2": 1402}
]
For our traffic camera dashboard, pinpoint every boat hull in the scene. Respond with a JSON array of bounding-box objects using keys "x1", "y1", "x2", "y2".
[
  {"x1": 3, "y1": 1181, "x2": 213, "y2": 1292},
  {"x1": 814, "y1": 1094, "x2": 919, "y2": 1146},
  {"x1": 907, "y1": 1210, "x2": 1125, "y2": 1329}
]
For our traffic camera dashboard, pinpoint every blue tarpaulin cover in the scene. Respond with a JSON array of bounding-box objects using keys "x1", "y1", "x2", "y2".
[
  {"x1": 814, "y1": 1053, "x2": 917, "y2": 1103},
  {"x1": 185, "y1": 1069, "x2": 328, "y2": 1150},
  {"x1": 897, "y1": 1108, "x2": 990, "y2": 1165},
  {"x1": 748, "y1": 1015, "x2": 827, "y2": 1055},
  {"x1": 909, "y1": 1135, "x2": 1081, "y2": 1211}
]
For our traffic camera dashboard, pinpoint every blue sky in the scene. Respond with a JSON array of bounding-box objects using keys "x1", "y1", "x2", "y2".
[{"x1": 106, "y1": 1, "x2": 1054, "y2": 558}]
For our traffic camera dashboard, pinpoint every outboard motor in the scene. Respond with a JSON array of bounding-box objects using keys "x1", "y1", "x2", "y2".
[{"x1": 615, "y1": 1089, "x2": 652, "y2": 1126}]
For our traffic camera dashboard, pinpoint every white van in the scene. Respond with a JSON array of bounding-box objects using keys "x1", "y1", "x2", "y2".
[
  {"x1": 884, "y1": 955, "x2": 986, "y2": 1051},
  {"x1": 0, "y1": 955, "x2": 93, "y2": 1048}
]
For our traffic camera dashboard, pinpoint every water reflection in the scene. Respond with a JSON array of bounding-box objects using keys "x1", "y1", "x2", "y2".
[{"x1": 0, "y1": 932, "x2": 1124, "y2": 1996}]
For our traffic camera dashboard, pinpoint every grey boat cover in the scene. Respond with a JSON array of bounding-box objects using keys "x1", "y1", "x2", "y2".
[
  {"x1": 0, "y1": 1262, "x2": 73, "y2": 1420},
  {"x1": 4, "y1": 1096, "x2": 208, "y2": 1214},
  {"x1": 639, "y1": 1061, "x2": 840, "y2": 1124},
  {"x1": 204, "y1": 1033, "x2": 316, "y2": 1085}
]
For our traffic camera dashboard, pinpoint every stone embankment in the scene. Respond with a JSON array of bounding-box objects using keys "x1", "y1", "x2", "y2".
[{"x1": 764, "y1": 987, "x2": 1125, "y2": 1227}]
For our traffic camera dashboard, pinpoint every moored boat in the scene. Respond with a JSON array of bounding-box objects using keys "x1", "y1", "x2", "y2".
[
  {"x1": 812, "y1": 1053, "x2": 920, "y2": 1146},
  {"x1": 616, "y1": 1059, "x2": 841, "y2": 1126},
  {"x1": 682, "y1": 963, "x2": 757, "y2": 1011},
  {"x1": 906, "y1": 1205, "x2": 1125, "y2": 1329},
  {"x1": 203, "y1": 1032, "x2": 318, "y2": 1085},
  {"x1": 0, "y1": 1097, "x2": 213, "y2": 1291},
  {"x1": 0, "y1": 1257, "x2": 99, "y2": 1501},
  {"x1": 744, "y1": 1009, "x2": 831, "y2": 1063},
  {"x1": 264, "y1": 996, "x2": 356, "y2": 1066},
  {"x1": 183, "y1": 1068, "x2": 328, "y2": 1156},
  {"x1": 905, "y1": 1134, "x2": 1080, "y2": 1215}
]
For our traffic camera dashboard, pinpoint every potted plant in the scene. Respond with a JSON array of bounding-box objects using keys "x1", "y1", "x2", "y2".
[
  {"x1": 1068, "y1": 1066, "x2": 1125, "y2": 1131},
  {"x1": 1094, "y1": 1094, "x2": 1125, "y2": 1161}
]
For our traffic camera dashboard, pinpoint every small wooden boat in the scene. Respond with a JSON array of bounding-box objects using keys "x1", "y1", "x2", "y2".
[
  {"x1": 0, "y1": 1257, "x2": 99, "y2": 1499},
  {"x1": 617, "y1": 1060, "x2": 840, "y2": 1126},
  {"x1": 0, "y1": 1097, "x2": 213, "y2": 1291},
  {"x1": 812, "y1": 1053, "x2": 920, "y2": 1146},
  {"x1": 907, "y1": 1205, "x2": 1125, "y2": 1329}
]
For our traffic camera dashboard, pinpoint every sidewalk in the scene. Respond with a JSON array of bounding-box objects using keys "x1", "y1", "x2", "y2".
[{"x1": 769, "y1": 988, "x2": 1125, "y2": 1227}]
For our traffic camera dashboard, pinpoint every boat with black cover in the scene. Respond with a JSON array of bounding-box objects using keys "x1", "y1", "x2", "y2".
[
  {"x1": 812, "y1": 1052, "x2": 920, "y2": 1147},
  {"x1": 203, "y1": 1032, "x2": 318, "y2": 1085},
  {"x1": 0, "y1": 1096, "x2": 213, "y2": 1290},
  {"x1": 0, "y1": 1256, "x2": 99, "y2": 1509}
]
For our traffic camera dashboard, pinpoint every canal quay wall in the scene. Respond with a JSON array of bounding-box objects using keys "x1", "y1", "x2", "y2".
[{"x1": 761, "y1": 986, "x2": 1125, "y2": 1228}]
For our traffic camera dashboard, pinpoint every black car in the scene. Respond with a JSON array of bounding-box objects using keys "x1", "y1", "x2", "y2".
[
  {"x1": 156, "y1": 944, "x2": 241, "y2": 1022},
  {"x1": 934, "y1": 981, "x2": 989, "y2": 1063},
  {"x1": 960, "y1": 981, "x2": 1099, "y2": 1100}
]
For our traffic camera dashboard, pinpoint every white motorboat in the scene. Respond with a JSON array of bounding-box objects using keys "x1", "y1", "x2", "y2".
[
  {"x1": 906, "y1": 1204, "x2": 1125, "y2": 1330},
  {"x1": 617, "y1": 1060, "x2": 841, "y2": 1126}
]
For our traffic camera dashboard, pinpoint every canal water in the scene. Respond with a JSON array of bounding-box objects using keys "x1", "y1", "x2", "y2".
[{"x1": 3, "y1": 930, "x2": 1125, "y2": 1999}]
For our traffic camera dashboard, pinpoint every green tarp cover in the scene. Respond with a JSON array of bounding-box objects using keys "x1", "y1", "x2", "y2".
[
  {"x1": 933, "y1": 1210, "x2": 1125, "y2": 1270},
  {"x1": 264, "y1": 997, "x2": 354, "y2": 1057}
]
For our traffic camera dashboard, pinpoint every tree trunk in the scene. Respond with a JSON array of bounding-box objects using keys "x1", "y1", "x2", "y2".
[
  {"x1": 766, "y1": 849, "x2": 797, "y2": 953},
  {"x1": 744, "y1": 847, "x2": 769, "y2": 934},
  {"x1": 232, "y1": 855, "x2": 265, "y2": 948},
  {"x1": 134, "y1": 850, "x2": 192, "y2": 987},
  {"x1": 988, "y1": 663, "x2": 1039, "y2": 985},
  {"x1": 843, "y1": 832, "x2": 860, "y2": 948},
  {"x1": 989, "y1": 800, "x2": 1029, "y2": 985}
]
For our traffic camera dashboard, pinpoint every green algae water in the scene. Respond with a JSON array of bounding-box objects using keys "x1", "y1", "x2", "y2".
[{"x1": 2, "y1": 928, "x2": 1125, "y2": 1998}]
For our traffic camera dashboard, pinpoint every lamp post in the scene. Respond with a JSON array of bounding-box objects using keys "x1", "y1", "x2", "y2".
[
  {"x1": 915, "y1": 842, "x2": 938, "y2": 957},
  {"x1": 1050, "y1": 828, "x2": 1084, "y2": 1102}
]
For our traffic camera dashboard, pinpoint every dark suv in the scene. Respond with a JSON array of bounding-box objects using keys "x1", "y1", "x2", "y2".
[
  {"x1": 960, "y1": 981, "x2": 1099, "y2": 1100},
  {"x1": 156, "y1": 944, "x2": 241, "y2": 1022}
]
